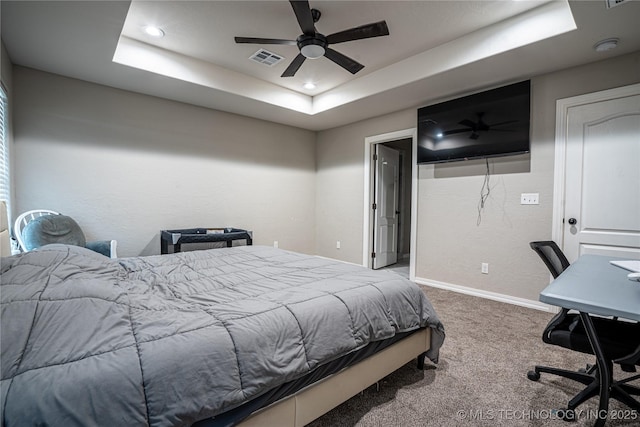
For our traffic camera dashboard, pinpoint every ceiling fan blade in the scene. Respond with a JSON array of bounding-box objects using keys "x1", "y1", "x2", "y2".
[
  {"x1": 458, "y1": 119, "x2": 477, "y2": 128},
  {"x1": 443, "y1": 128, "x2": 471, "y2": 136},
  {"x1": 290, "y1": 0, "x2": 316, "y2": 36},
  {"x1": 281, "y1": 53, "x2": 306, "y2": 77},
  {"x1": 326, "y1": 21, "x2": 389, "y2": 44},
  {"x1": 235, "y1": 37, "x2": 297, "y2": 45},
  {"x1": 324, "y1": 48, "x2": 364, "y2": 74},
  {"x1": 487, "y1": 119, "x2": 518, "y2": 127}
]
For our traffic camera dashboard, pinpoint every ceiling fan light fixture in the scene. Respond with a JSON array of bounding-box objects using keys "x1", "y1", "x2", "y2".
[{"x1": 300, "y1": 44, "x2": 325, "y2": 59}]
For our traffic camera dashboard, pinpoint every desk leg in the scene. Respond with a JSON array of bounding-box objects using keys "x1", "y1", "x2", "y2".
[{"x1": 579, "y1": 312, "x2": 610, "y2": 427}]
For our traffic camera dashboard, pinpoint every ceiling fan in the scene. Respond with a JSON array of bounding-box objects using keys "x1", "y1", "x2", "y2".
[
  {"x1": 234, "y1": 0, "x2": 389, "y2": 77},
  {"x1": 444, "y1": 112, "x2": 518, "y2": 140}
]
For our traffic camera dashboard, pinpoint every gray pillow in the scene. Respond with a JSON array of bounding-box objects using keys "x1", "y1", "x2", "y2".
[{"x1": 22, "y1": 214, "x2": 87, "y2": 251}]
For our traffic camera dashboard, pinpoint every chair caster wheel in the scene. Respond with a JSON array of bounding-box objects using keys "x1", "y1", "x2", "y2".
[
  {"x1": 527, "y1": 371, "x2": 540, "y2": 381},
  {"x1": 578, "y1": 364, "x2": 592, "y2": 374}
]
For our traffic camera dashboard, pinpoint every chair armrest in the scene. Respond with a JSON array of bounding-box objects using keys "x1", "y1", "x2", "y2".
[{"x1": 86, "y1": 240, "x2": 117, "y2": 258}]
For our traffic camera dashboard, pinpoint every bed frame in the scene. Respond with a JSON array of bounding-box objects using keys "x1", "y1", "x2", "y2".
[{"x1": 238, "y1": 328, "x2": 431, "y2": 427}]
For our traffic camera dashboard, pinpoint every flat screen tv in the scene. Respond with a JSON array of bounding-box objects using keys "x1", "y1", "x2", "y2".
[{"x1": 417, "y1": 80, "x2": 530, "y2": 164}]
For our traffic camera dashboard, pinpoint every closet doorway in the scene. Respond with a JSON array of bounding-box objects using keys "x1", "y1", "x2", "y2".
[{"x1": 363, "y1": 129, "x2": 417, "y2": 280}]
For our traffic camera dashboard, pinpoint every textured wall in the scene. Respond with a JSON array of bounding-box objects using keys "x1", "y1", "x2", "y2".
[
  {"x1": 13, "y1": 67, "x2": 316, "y2": 257},
  {"x1": 316, "y1": 52, "x2": 640, "y2": 302},
  {"x1": 315, "y1": 110, "x2": 415, "y2": 263},
  {"x1": 10, "y1": 52, "x2": 640, "y2": 302}
]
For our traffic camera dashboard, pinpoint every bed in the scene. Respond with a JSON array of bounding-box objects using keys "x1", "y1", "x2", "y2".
[{"x1": 1, "y1": 244, "x2": 444, "y2": 426}]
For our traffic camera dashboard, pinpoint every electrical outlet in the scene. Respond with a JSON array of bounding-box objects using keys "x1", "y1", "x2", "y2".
[
  {"x1": 481, "y1": 263, "x2": 489, "y2": 274},
  {"x1": 273, "y1": 241, "x2": 278, "y2": 248},
  {"x1": 336, "y1": 241, "x2": 341, "y2": 249},
  {"x1": 520, "y1": 193, "x2": 539, "y2": 205}
]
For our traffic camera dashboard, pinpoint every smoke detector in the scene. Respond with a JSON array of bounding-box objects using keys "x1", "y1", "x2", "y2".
[{"x1": 593, "y1": 38, "x2": 619, "y2": 52}]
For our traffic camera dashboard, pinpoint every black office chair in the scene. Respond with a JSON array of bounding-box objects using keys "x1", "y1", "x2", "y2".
[{"x1": 527, "y1": 241, "x2": 640, "y2": 417}]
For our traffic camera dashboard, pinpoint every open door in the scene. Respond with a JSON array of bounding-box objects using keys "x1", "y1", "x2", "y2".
[{"x1": 372, "y1": 144, "x2": 399, "y2": 269}]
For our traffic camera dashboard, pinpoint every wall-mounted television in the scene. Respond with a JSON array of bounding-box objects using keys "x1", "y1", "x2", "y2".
[{"x1": 417, "y1": 80, "x2": 530, "y2": 164}]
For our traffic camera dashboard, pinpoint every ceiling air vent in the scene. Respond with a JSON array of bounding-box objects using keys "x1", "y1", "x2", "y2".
[
  {"x1": 249, "y1": 49, "x2": 284, "y2": 67},
  {"x1": 605, "y1": 0, "x2": 631, "y2": 8}
]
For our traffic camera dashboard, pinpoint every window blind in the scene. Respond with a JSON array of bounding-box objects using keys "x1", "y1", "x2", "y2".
[{"x1": 0, "y1": 85, "x2": 10, "y2": 218}]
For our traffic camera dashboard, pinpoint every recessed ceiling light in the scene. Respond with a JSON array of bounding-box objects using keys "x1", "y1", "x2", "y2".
[
  {"x1": 303, "y1": 82, "x2": 316, "y2": 90},
  {"x1": 143, "y1": 26, "x2": 165, "y2": 38},
  {"x1": 593, "y1": 38, "x2": 618, "y2": 52}
]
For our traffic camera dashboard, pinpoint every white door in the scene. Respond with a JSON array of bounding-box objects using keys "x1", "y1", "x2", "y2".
[
  {"x1": 559, "y1": 85, "x2": 640, "y2": 262},
  {"x1": 373, "y1": 144, "x2": 400, "y2": 269}
]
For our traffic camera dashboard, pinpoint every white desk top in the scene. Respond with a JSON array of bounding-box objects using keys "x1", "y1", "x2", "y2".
[{"x1": 540, "y1": 254, "x2": 640, "y2": 322}]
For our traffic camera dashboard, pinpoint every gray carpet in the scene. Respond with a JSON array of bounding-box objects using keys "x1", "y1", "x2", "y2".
[{"x1": 309, "y1": 286, "x2": 639, "y2": 426}]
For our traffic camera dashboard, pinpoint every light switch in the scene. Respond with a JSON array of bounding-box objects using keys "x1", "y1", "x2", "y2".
[{"x1": 521, "y1": 193, "x2": 539, "y2": 205}]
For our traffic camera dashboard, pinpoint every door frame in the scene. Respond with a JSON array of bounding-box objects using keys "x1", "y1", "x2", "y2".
[
  {"x1": 363, "y1": 128, "x2": 417, "y2": 280},
  {"x1": 552, "y1": 83, "x2": 640, "y2": 249}
]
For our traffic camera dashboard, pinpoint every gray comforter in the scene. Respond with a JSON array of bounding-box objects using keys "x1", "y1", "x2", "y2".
[{"x1": 1, "y1": 244, "x2": 444, "y2": 426}]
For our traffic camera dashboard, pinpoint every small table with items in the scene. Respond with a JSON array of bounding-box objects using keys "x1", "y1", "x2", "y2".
[{"x1": 160, "y1": 227, "x2": 253, "y2": 254}]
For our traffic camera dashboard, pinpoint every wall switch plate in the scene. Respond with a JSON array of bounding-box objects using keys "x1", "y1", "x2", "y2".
[
  {"x1": 336, "y1": 241, "x2": 341, "y2": 249},
  {"x1": 521, "y1": 193, "x2": 539, "y2": 205},
  {"x1": 273, "y1": 241, "x2": 279, "y2": 248},
  {"x1": 481, "y1": 263, "x2": 489, "y2": 274}
]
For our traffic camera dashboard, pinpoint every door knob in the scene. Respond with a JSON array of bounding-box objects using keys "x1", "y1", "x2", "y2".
[{"x1": 568, "y1": 218, "x2": 577, "y2": 225}]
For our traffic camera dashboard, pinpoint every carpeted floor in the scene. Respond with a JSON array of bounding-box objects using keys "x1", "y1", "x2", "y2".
[{"x1": 308, "y1": 285, "x2": 639, "y2": 426}]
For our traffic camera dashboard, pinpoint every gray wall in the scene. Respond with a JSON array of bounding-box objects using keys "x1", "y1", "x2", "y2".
[
  {"x1": 9, "y1": 52, "x2": 640, "y2": 302},
  {"x1": 316, "y1": 52, "x2": 640, "y2": 302},
  {"x1": 13, "y1": 67, "x2": 316, "y2": 257}
]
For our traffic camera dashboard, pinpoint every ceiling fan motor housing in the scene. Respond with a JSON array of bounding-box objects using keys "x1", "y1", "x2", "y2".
[{"x1": 297, "y1": 34, "x2": 327, "y2": 59}]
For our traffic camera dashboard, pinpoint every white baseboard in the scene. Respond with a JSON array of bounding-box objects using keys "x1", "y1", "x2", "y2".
[{"x1": 415, "y1": 277, "x2": 558, "y2": 313}]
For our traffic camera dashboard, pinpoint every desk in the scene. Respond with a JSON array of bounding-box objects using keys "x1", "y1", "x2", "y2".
[{"x1": 540, "y1": 254, "x2": 640, "y2": 426}]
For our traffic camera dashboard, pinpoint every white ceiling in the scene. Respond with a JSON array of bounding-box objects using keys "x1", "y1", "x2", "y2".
[{"x1": 2, "y1": 1, "x2": 640, "y2": 131}]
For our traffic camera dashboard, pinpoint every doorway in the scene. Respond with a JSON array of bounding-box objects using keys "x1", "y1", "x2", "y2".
[{"x1": 363, "y1": 128, "x2": 417, "y2": 279}]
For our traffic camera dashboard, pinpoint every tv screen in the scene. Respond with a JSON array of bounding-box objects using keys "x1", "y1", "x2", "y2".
[{"x1": 417, "y1": 80, "x2": 530, "y2": 164}]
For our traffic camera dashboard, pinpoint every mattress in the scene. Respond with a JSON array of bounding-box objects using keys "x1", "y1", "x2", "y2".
[{"x1": 0, "y1": 244, "x2": 444, "y2": 426}]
